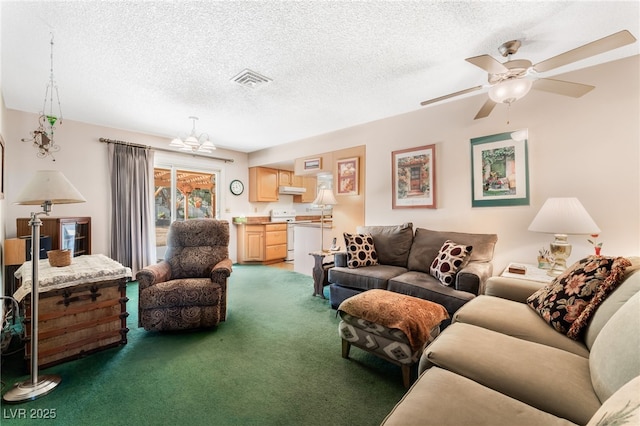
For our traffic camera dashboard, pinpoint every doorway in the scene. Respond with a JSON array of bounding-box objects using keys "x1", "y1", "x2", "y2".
[{"x1": 153, "y1": 167, "x2": 219, "y2": 259}]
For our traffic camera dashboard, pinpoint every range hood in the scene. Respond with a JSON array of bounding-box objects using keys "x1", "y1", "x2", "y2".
[{"x1": 279, "y1": 186, "x2": 307, "y2": 195}]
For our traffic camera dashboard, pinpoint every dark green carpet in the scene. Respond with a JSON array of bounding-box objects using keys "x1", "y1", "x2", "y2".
[{"x1": 1, "y1": 265, "x2": 406, "y2": 425}]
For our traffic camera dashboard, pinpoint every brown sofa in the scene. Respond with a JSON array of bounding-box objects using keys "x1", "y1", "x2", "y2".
[{"x1": 328, "y1": 223, "x2": 498, "y2": 314}]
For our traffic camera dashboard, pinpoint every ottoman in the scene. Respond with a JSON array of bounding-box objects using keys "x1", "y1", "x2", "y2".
[{"x1": 337, "y1": 289, "x2": 449, "y2": 388}]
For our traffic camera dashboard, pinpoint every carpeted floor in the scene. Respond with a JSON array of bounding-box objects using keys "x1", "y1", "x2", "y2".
[{"x1": 1, "y1": 265, "x2": 406, "y2": 425}]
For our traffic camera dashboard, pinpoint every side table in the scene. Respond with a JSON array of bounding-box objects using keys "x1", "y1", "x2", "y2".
[
  {"x1": 501, "y1": 262, "x2": 554, "y2": 284},
  {"x1": 309, "y1": 251, "x2": 336, "y2": 298}
]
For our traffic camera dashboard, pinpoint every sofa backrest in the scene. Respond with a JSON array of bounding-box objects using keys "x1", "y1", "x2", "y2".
[
  {"x1": 589, "y1": 290, "x2": 640, "y2": 403},
  {"x1": 584, "y1": 259, "x2": 640, "y2": 350},
  {"x1": 356, "y1": 223, "x2": 414, "y2": 267},
  {"x1": 407, "y1": 228, "x2": 498, "y2": 273}
]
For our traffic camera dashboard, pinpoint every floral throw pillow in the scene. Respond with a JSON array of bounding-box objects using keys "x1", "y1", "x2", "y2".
[
  {"x1": 343, "y1": 233, "x2": 378, "y2": 268},
  {"x1": 527, "y1": 256, "x2": 631, "y2": 339},
  {"x1": 429, "y1": 240, "x2": 473, "y2": 286}
]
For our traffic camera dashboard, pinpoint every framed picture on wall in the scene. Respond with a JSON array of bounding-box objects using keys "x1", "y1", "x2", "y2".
[
  {"x1": 337, "y1": 157, "x2": 358, "y2": 195},
  {"x1": 303, "y1": 158, "x2": 322, "y2": 171},
  {"x1": 392, "y1": 144, "x2": 436, "y2": 209},
  {"x1": 470, "y1": 130, "x2": 529, "y2": 207}
]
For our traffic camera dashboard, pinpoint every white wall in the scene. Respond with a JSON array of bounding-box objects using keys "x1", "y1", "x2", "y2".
[
  {"x1": 3, "y1": 112, "x2": 252, "y2": 262},
  {"x1": 3, "y1": 56, "x2": 638, "y2": 273},
  {"x1": 250, "y1": 56, "x2": 640, "y2": 272}
]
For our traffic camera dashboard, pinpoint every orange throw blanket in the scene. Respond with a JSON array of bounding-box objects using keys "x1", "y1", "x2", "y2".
[{"x1": 338, "y1": 289, "x2": 449, "y2": 351}]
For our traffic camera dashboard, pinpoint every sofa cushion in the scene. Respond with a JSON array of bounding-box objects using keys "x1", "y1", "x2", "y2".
[
  {"x1": 453, "y1": 295, "x2": 589, "y2": 357},
  {"x1": 356, "y1": 223, "x2": 413, "y2": 267},
  {"x1": 586, "y1": 375, "x2": 639, "y2": 426},
  {"x1": 589, "y1": 291, "x2": 640, "y2": 403},
  {"x1": 388, "y1": 271, "x2": 475, "y2": 314},
  {"x1": 422, "y1": 322, "x2": 600, "y2": 425},
  {"x1": 328, "y1": 265, "x2": 408, "y2": 292},
  {"x1": 407, "y1": 228, "x2": 497, "y2": 274},
  {"x1": 343, "y1": 233, "x2": 379, "y2": 268},
  {"x1": 429, "y1": 240, "x2": 472, "y2": 286},
  {"x1": 584, "y1": 260, "x2": 640, "y2": 350},
  {"x1": 382, "y1": 367, "x2": 577, "y2": 426},
  {"x1": 527, "y1": 256, "x2": 631, "y2": 339}
]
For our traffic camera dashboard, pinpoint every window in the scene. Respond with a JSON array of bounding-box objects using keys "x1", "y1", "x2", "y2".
[{"x1": 153, "y1": 166, "x2": 219, "y2": 257}]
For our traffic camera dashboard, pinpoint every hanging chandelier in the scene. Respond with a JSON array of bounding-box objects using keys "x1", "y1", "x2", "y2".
[
  {"x1": 21, "y1": 34, "x2": 63, "y2": 160},
  {"x1": 169, "y1": 116, "x2": 216, "y2": 153}
]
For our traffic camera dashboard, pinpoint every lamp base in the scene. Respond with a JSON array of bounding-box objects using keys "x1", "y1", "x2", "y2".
[
  {"x1": 547, "y1": 234, "x2": 571, "y2": 277},
  {"x1": 2, "y1": 375, "x2": 61, "y2": 403}
]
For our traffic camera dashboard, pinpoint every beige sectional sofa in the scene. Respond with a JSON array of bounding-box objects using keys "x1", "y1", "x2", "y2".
[{"x1": 382, "y1": 258, "x2": 640, "y2": 425}]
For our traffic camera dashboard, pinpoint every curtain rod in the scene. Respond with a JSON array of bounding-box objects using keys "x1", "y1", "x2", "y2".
[{"x1": 98, "y1": 137, "x2": 235, "y2": 163}]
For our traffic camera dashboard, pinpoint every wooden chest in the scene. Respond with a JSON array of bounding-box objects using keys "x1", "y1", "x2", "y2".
[{"x1": 23, "y1": 277, "x2": 129, "y2": 369}]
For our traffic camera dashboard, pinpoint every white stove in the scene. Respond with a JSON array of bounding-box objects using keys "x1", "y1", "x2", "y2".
[
  {"x1": 269, "y1": 209, "x2": 297, "y2": 223},
  {"x1": 270, "y1": 209, "x2": 297, "y2": 261}
]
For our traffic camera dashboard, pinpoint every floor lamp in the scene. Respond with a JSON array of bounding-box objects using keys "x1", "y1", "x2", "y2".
[
  {"x1": 3, "y1": 170, "x2": 85, "y2": 403},
  {"x1": 312, "y1": 188, "x2": 337, "y2": 253}
]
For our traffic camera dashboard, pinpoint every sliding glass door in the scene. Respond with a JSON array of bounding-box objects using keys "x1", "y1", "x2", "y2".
[{"x1": 153, "y1": 166, "x2": 219, "y2": 259}]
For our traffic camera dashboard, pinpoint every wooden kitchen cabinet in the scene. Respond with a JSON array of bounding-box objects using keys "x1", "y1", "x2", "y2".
[
  {"x1": 293, "y1": 176, "x2": 318, "y2": 203},
  {"x1": 278, "y1": 170, "x2": 294, "y2": 186},
  {"x1": 237, "y1": 223, "x2": 287, "y2": 264},
  {"x1": 249, "y1": 167, "x2": 279, "y2": 202}
]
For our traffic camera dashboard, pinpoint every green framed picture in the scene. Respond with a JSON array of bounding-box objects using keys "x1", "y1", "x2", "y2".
[{"x1": 470, "y1": 130, "x2": 529, "y2": 207}]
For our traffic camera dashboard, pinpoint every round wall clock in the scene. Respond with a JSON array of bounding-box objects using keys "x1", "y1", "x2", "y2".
[{"x1": 229, "y1": 179, "x2": 244, "y2": 195}]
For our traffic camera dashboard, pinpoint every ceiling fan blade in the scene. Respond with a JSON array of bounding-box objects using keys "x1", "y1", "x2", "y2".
[
  {"x1": 533, "y1": 30, "x2": 637, "y2": 73},
  {"x1": 465, "y1": 55, "x2": 509, "y2": 74},
  {"x1": 533, "y1": 78, "x2": 595, "y2": 98},
  {"x1": 474, "y1": 98, "x2": 497, "y2": 120},
  {"x1": 420, "y1": 86, "x2": 483, "y2": 106}
]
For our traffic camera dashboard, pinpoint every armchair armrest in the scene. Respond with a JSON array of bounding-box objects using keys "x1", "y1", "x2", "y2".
[
  {"x1": 211, "y1": 258, "x2": 233, "y2": 284},
  {"x1": 455, "y1": 262, "x2": 493, "y2": 295},
  {"x1": 484, "y1": 276, "x2": 547, "y2": 303},
  {"x1": 136, "y1": 261, "x2": 172, "y2": 291}
]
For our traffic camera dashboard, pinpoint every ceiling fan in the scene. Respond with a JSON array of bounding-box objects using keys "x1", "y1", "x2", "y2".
[{"x1": 420, "y1": 30, "x2": 637, "y2": 120}]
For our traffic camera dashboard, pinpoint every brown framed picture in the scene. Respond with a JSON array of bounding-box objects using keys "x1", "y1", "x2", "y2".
[
  {"x1": 392, "y1": 144, "x2": 436, "y2": 209},
  {"x1": 303, "y1": 158, "x2": 321, "y2": 171},
  {"x1": 336, "y1": 157, "x2": 358, "y2": 195}
]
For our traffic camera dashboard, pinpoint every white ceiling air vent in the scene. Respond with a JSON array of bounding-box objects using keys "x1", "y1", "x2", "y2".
[{"x1": 231, "y1": 69, "x2": 272, "y2": 89}]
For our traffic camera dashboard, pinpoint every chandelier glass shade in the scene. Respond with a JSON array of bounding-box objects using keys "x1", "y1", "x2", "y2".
[
  {"x1": 22, "y1": 34, "x2": 63, "y2": 160},
  {"x1": 170, "y1": 116, "x2": 216, "y2": 153},
  {"x1": 488, "y1": 78, "x2": 533, "y2": 105}
]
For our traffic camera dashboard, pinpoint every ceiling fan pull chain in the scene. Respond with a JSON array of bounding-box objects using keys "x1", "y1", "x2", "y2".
[{"x1": 506, "y1": 103, "x2": 511, "y2": 125}]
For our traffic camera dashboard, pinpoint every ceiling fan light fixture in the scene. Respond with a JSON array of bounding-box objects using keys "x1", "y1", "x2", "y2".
[{"x1": 488, "y1": 78, "x2": 533, "y2": 105}]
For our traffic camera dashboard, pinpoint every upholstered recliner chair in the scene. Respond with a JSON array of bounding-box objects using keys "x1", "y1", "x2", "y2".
[{"x1": 136, "y1": 219, "x2": 232, "y2": 331}]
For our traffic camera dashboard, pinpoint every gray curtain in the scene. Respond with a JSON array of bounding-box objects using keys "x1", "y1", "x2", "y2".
[{"x1": 108, "y1": 143, "x2": 155, "y2": 273}]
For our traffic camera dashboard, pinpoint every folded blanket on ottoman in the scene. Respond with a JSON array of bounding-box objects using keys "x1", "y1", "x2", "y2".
[{"x1": 338, "y1": 289, "x2": 449, "y2": 351}]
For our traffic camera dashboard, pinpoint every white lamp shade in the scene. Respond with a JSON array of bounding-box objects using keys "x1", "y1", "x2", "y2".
[
  {"x1": 313, "y1": 188, "x2": 337, "y2": 206},
  {"x1": 16, "y1": 170, "x2": 86, "y2": 205},
  {"x1": 528, "y1": 197, "x2": 600, "y2": 235},
  {"x1": 488, "y1": 78, "x2": 533, "y2": 104}
]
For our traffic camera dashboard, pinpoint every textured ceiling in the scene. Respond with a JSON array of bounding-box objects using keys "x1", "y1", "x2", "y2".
[{"x1": 2, "y1": 1, "x2": 639, "y2": 153}]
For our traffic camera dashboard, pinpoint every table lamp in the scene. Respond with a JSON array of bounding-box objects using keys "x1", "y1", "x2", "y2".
[
  {"x1": 528, "y1": 197, "x2": 600, "y2": 276},
  {"x1": 313, "y1": 188, "x2": 337, "y2": 252},
  {"x1": 3, "y1": 170, "x2": 85, "y2": 403}
]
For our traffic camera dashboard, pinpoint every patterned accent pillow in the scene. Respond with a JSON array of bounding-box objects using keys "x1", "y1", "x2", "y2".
[
  {"x1": 343, "y1": 232, "x2": 379, "y2": 268},
  {"x1": 527, "y1": 256, "x2": 631, "y2": 339},
  {"x1": 429, "y1": 240, "x2": 473, "y2": 286}
]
